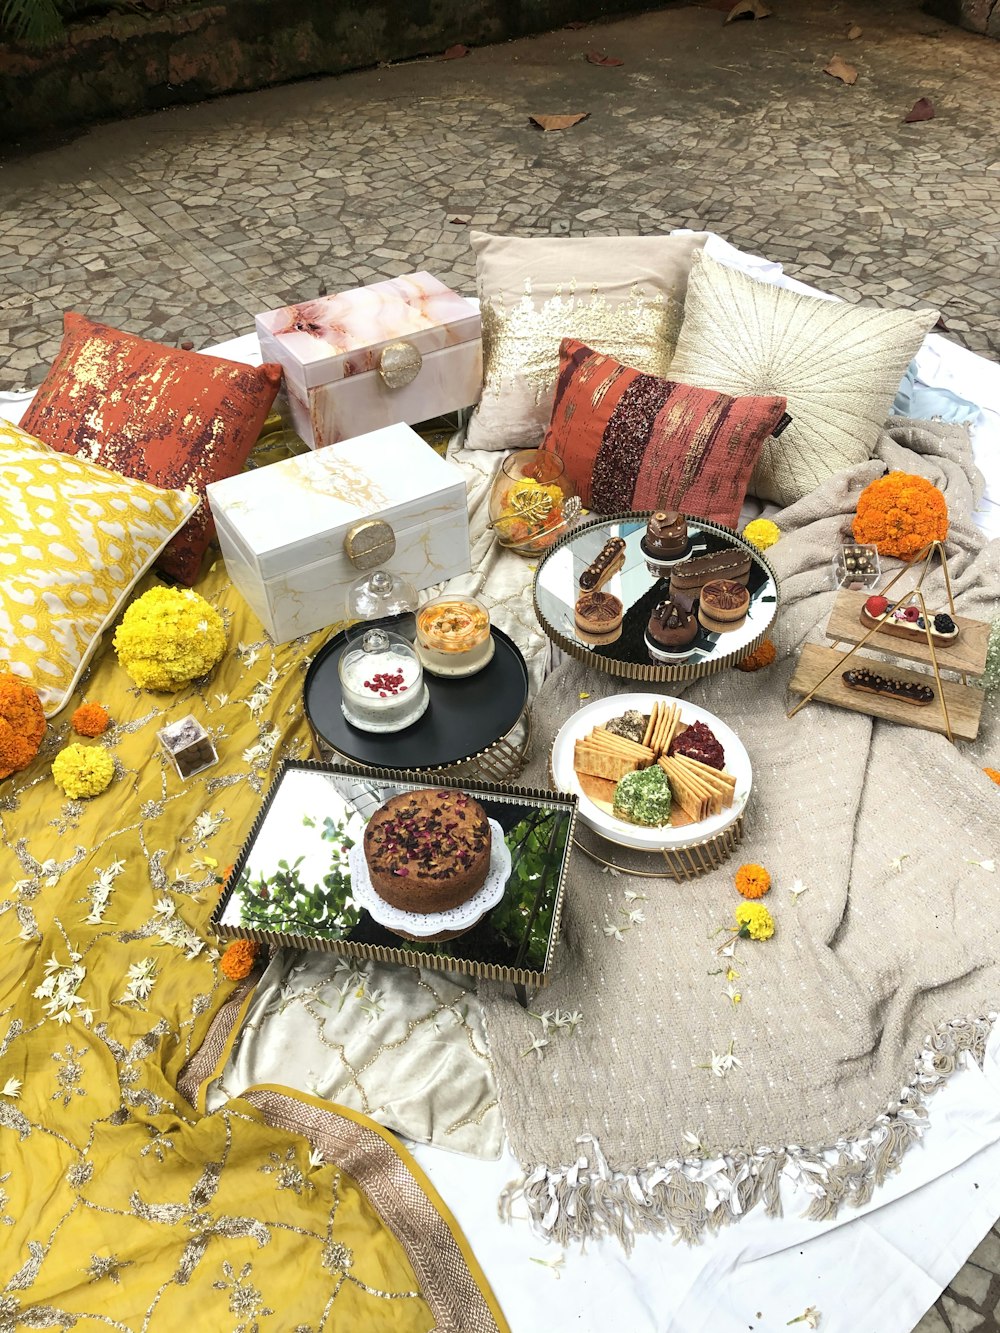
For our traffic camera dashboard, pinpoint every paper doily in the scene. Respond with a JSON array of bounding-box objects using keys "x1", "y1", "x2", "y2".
[{"x1": 348, "y1": 818, "x2": 511, "y2": 938}]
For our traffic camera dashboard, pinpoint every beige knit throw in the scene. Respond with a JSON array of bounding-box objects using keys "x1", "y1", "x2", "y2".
[{"x1": 481, "y1": 419, "x2": 1000, "y2": 1248}]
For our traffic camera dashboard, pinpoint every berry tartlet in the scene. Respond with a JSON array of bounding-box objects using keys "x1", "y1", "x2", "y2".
[{"x1": 860, "y1": 595, "x2": 960, "y2": 645}]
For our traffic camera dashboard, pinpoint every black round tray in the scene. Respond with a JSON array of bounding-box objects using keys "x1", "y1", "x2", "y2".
[{"x1": 303, "y1": 620, "x2": 529, "y2": 771}]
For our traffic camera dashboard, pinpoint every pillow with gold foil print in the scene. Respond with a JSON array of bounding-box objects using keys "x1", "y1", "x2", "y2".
[
  {"x1": 0, "y1": 421, "x2": 199, "y2": 718},
  {"x1": 466, "y1": 229, "x2": 712, "y2": 452}
]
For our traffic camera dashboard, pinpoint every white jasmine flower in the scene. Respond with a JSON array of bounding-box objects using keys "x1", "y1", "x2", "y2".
[
  {"x1": 787, "y1": 1308, "x2": 821, "y2": 1329},
  {"x1": 967, "y1": 858, "x2": 996, "y2": 873},
  {"x1": 603, "y1": 922, "x2": 626, "y2": 942},
  {"x1": 889, "y1": 855, "x2": 908, "y2": 873},
  {"x1": 697, "y1": 1040, "x2": 741, "y2": 1077},
  {"x1": 562, "y1": 1010, "x2": 583, "y2": 1032},
  {"x1": 529, "y1": 1254, "x2": 565, "y2": 1278},
  {"x1": 623, "y1": 889, "x2": 645, "y2": 903},
  {"x1": 214, "y1": 693, "x2": 230, "y2": 707},
  {"x1": 1, "y1": 1078, "x2": 22, "y2": 1099},
  {"x1": 626, "y1": 907, "x2": 645, "y2": 925},
  {"x1": 600, "y1": 865, "x2": 621, "y2": 877},
  {"x1": 308, "y1": 1147, "x2": 325, "y2": 1169},
  {"x1": 789, "y1": 878, "x2": 808, "y2": 902},
  {"x1": 681, "y1": 1130, "x2": 704, "y2": 1154},
  {"x1": 724, "y1": 982, "x2": 742, "y2": 1006},
  {"x1": 520, "y1": 1035, "x2": 549, "y2": 1060}
]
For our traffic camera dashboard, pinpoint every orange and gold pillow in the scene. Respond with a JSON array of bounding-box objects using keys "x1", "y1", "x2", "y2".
[
  {"x1": 21, "y1": 313, "x2": 282, "y2": 585},
  {"x1": 541, "y1": 339, "x2": 788, "y2": 529}
]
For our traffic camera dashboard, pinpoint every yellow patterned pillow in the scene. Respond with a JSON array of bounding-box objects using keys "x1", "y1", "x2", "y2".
[{"x1": 0, "y1": 420, "x2": 199, "y2": 717}]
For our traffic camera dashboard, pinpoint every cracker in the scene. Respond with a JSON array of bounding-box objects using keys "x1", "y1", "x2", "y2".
[
  {"x1": 575, "y1": 741, "x2": 641, "y2": 781},
  {"x1": 658, "y1": 756, "x2": 712, "y2": 821},
  {"x1": 642, "y1": 702, "x2": 659, "y2": 751}
]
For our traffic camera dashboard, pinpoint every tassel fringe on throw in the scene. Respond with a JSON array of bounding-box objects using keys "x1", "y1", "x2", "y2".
[{"x1": 498, "y1": 1014, "x2": 994, "y2": 1250}]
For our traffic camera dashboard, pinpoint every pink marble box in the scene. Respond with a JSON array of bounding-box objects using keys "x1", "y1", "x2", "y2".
[{"x1": 255, "y1": 272, "x2": 482, "y2": 448}]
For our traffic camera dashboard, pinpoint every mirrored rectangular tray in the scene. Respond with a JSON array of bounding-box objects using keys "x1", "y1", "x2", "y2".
[{"x1": 212, "y1": 760, "x2": 578, "y2": 988}]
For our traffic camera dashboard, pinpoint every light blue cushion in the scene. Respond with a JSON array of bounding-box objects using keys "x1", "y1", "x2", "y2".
[{"x1": 894, "y1": 360, "x2": 981, "y2": 425}]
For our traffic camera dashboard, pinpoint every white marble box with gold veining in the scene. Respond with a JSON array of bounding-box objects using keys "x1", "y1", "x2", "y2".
[
  {"x1": 206, "y1": 423, "x2": 471, "y2": 642},
  {"x1": 255, "y1": 272, "x2": 482, "y2": 448}
]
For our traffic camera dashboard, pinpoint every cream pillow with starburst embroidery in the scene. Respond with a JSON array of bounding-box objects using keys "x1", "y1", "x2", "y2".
[
  {"x1": 466, "y1": 230, "x2": 711, "y2": 451},
  {"x1": 668, "y1": 253, "x2": 939, "y2": 507},
  {"x1": 0, "y1": 420, "x2": 199, "y2": 717}
]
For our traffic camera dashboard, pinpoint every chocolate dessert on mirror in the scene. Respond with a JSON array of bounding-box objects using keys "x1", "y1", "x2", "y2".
[
  {"x1": 698, "y1": 579, "x2": 751, "y2": 633},
  {"x1": 670, "y1": 547, "x2": 752, "y2": 595},
  {"x1": 641, "y1": 510, "x2": 690, "y2": 575},
  {"x1": 574, "y1": 589, "x2": 624, "y2": 646},
  {"x1": 363, "y1": 789, "x2": 492, "y2": 913},
  {"x1": 645, "y1": 596, "x2": 698, "y2": 661},
  {"x1": 579, "y1": 537, "x2": 626, "y2": 592}
]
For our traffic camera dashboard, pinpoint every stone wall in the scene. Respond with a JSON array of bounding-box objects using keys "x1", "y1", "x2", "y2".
[
  {"x1": 0, "y1": 0, "x2": 672, "y2": 142},
  {"x1": 926, "y1": 0, "x2": 1000, "y2": 36}
]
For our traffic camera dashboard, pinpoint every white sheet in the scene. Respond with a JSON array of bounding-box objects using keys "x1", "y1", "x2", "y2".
[
  {"x1": 414, "y1": 1023, "x2": 1000, "y2": 1333},
  {"x1": 5, "y1": 246, "x2": 998, "y2": 1333}
]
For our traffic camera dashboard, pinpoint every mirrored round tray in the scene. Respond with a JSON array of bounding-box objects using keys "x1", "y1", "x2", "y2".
[{"x1": 532, "y1": 511, "x2": 779, "y2": 681}]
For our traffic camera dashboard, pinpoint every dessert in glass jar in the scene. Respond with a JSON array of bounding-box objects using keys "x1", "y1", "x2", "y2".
[
  {"x1": 415, "y1": 596, "x2": 495, "y2": 678},
  {"x1": 338, "y1": 627, "x2": 429, "y2": 732}
]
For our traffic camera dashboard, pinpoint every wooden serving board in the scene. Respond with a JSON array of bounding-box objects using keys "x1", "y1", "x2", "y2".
[
  {"x1": 825, "y1": 590, "x2": 989, "y2": 676},
  {"x1": 789, "y1": 643, "x2": 983, "y2": 741}
]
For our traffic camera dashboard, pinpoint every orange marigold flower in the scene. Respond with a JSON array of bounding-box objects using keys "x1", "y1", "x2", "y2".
[
  {"x1": 737, "y1": 639, "x2": 777, "y2": 673},
  {"x1": 221, "y1": 939, "x2": 258, "y2": 981},
  {"x1": 735, "y1": 863, "x2": 771, "y2": 899},
  {"x1": 984, "y1": 768, "x2": 1000, "y2": 787},
  {"x1": 71, "y1": 702, "x2": 111, "y2": 738},
  {"x1": 852, "y1": 472, "x2": 948, "y2": 560},
  {"x1": 216, "y1": 864, "x2": 235, "y2": 892},
  {"x1": 0, "y1": 673, "x2": 46, "y2": 780}
]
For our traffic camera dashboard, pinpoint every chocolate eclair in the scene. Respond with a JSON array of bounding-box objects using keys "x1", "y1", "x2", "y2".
[
  {"x1": 842, "y1": 669, "x2": 934, "y2": 706},
  {"x1": 579, "y1": 537, "x2": 626, "y2": 592}
]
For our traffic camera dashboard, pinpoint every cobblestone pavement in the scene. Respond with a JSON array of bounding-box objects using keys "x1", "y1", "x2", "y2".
[{"x1": 3, "y1": 1, "x2": 1000, "y2": 1326}]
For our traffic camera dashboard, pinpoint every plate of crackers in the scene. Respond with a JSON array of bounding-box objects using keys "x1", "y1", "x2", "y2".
[{"x1": 550, "y1": 693, "x2": 751, "y2": 851}]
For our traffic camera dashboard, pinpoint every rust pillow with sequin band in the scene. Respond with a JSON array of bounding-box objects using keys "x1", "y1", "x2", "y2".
[
  {"x1": 21, "y1": 313, "x2": 282, "y2": 585},
  {"x1": 541, "y1": 338, "x2": 788, "y2": 530}
]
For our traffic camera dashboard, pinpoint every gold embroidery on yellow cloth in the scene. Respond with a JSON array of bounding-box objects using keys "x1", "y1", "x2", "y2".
[{"x1": 0, "y1": 528, "x2": 508, "y2": 1331}]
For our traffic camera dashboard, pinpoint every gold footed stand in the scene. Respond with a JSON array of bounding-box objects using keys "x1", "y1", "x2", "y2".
[
  {"x1": 572, "y1": 815, "x2": 745, "y2": 881},
  {"x1": 787, "y1": 541, "x2": 985, "y2": 743},
  {"x1": 308, "y1": 706, "x2": 532, "y2": 784}
]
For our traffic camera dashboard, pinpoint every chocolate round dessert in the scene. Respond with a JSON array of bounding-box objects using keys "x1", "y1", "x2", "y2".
[
  {"x1": 697, "y1": 579, "x2": 750, "y2": 633},
  {"x1": 641, "y1": 510, "x2": 690, "y2": 573},
  {"x1": 575, "y1": 590, "x2": 623, "y2": 646},
  {"x1": 363, "y1": 789, "x2": 492, "y2": 914},
  {"x1": 645, "y1": 598, "x2": 698, "y2": 660}
]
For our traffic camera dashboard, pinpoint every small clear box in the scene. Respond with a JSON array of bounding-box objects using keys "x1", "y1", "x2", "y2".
[
  {"x1": 833, "y1": 543, "x2": 881, "y2": 590},
  {"x1": 158, "y1": 715, "x2": 218, "y2": 780}
]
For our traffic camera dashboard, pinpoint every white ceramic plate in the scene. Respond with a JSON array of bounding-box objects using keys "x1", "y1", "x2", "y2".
[{"x1": 550, "y1": 692, "x2": 752, "y2": 851}]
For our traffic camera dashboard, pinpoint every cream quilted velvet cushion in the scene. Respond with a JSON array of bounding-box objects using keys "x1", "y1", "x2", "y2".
[
  {"x1": 668, "y1": 253, "x2": 938, "y2": 506},
  {"x1": 0, "y1": 420, "x2": 199, "y2": 716}
]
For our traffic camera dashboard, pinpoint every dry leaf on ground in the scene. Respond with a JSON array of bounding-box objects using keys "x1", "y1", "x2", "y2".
[
  {"x1": 440, "y1": 44, "x2": 469, "y2": 60},
  {"x1": 586, "y1": 51, "x2": 624, "y2": 66},
  {"x1": 529, "y1": 113, "x2": 590, "y2": 131},
  {"x1": 725, "y1": 0, "x2": 772, "y2": 21},
  {"x1": 904, "y1": 96, "x2": 935, "y2": 123},
  {"x1": 846, "y1": 23, "x2": 863, "y2": 39},
  {"x1": 823, "y1": 56, "x2": 858, "y2": 85},
  {"x1": 448, "y1": 215, "x2": 471, "y2": 225}
]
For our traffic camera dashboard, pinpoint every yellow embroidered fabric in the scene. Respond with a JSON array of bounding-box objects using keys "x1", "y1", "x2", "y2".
[
  {"x1": 0, "y1": 420, "x2": 199, "y2": 718},
  {"x1": 0, "y1": 514, "x2": 507, "y2": 1330}
]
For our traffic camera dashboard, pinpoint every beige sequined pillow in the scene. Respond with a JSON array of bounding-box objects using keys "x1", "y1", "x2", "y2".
[
  {"x1": 466, "y1": 230, "x2": 710, "y2": 452},
  {"x1": 669, "y1": 253, "x2": 939, "y2": 507}
]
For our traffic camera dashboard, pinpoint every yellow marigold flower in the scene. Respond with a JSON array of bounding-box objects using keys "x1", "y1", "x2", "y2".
[
  {"x1": 114, "y1": 586, "x2": 226, "y2": 692},
  {"x1": 742, "y1": 518, "x2": 780, "y2": 552},
  {"x1": 735, "y1": 901, "x2": 775, "y2": 942},
  {"x1": 735, "y1": 863, "x2": 771, "y2": 899},
  {"x1": 52, "y1": 743, "x2": 114, "y2": 799},
  {"x1": 71, "y1": 702, "x2": 111, "y2": 737},
  {"x1": 221, "y1": 939, "x2": 259, "y2": 981},
  {"x1": 984, "y1": 767, "x2": 1000, "y2": 786}
]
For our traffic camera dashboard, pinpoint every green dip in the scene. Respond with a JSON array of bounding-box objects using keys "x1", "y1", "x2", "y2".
[{"x1": 612, "y1": 766, "x2": 673, "y2": 827}]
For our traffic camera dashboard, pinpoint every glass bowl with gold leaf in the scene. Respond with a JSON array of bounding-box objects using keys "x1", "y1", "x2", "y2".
[{"x1": 489, "y1": 448, "x2": 582, "y2": 556}]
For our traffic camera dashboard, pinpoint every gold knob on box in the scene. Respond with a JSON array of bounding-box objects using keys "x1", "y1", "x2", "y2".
[
  {"x1": 344, "y1": 519, "x2": 396, "y2": 571},
  {"x1": 378, "y1": 340, "x2": 422, "y2": 389}
]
